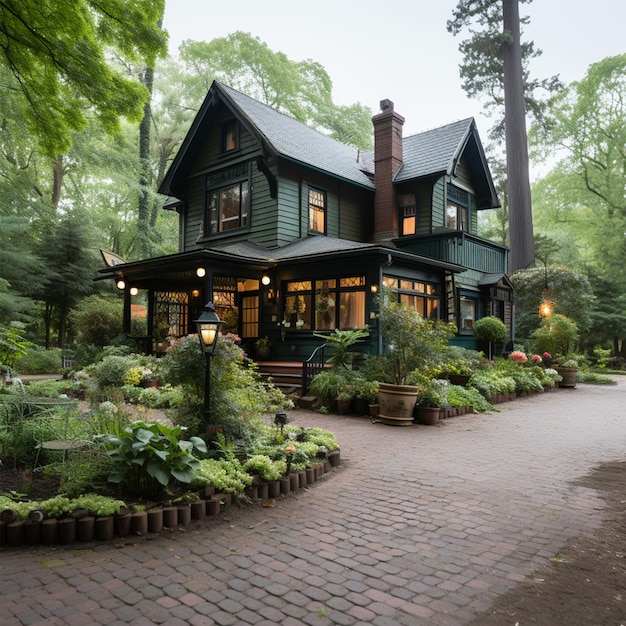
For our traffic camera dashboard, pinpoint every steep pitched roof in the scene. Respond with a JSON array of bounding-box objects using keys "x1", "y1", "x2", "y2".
[{"x1": 159, "y1": 81, "x2": 374, "y2": 197}]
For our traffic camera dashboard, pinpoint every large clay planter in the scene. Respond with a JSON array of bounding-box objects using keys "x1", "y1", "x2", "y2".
[
  {"x1": 556, "y1": 367, "x2": 578, "y2": 388},
  {"x1": 415, "y1": 406, "x2": 441, "y2": 426},
  {"x1": 336, "y1": 399, "x2": 352, "y2": 414},
  {"x1": 378, "y1": 383, "x2": 419, "y2": 426}
]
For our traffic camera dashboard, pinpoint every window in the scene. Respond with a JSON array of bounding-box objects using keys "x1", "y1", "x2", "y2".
[
  {"x1": 241, "y1": 295, "x2": 259, "y2": 339},
  {"x1": 398, "y1": 194, "x2": 416, "y2": 236},
  {"x1": 459, "y1": 296, "x2": 476, "y2": 330},
  {"x1": 382, "y1": 276, "x2": 441, "y2": 320},
  {"x1": 206, "y1": 164, "x2": 250, "y2": 235},
  {"x1": 446, "y1": 185, "x2": 469, "y2": 231},
  {"x1": 308, "y1": 187, "x2": 326, "y2": 234},
  {"x1": 221, "y1": 120, "x2": 238, "y2": 153},
  {"x1": 284, "y1": 276, "x2": 366, "y2": 331}
]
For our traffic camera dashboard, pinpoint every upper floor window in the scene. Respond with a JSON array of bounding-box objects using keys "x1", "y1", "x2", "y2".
[
  {"x1": 446, "y1": 185, "x2": 469, "y2": 231},
  {"x1": 398, "y1": 193, "x2": 416, "y2": 236},
  {"x1": 308, "y1": 187, "x2": 326, "y2": 234},
  {"x1": 206, "y1": 163, "x2": 250, "y2": 235},
  {"x1": 459, "y1": 296, "x2": 476, "y2": 331},
  {"x1": 221, "y1": 120, "x2": 238, "y2": 153}
]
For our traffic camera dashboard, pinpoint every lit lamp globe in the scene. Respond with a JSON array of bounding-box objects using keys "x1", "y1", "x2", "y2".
[{"x1": 194, "y1": 302, "x2": 223, "y2": 355}]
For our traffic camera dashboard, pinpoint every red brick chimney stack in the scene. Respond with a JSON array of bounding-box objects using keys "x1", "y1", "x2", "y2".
[{"x1": 372, "y1": 99, "x2": 404, "y2": 241}]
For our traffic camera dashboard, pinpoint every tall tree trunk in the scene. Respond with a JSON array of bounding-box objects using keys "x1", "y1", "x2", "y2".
[
  {"x1": 502, "y1": 0, "x2": 534, "y2": 273},
  {"x1": 136, "y1": 65, "x2": 154, "y2": 259},
  {"x1": 51, "y1": 156, "x2": 64, "y2": 210}
]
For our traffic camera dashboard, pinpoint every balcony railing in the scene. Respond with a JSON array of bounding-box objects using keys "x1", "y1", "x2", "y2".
[{"x1": 396, "y1": 232, "x2": 508, "y2": 274}]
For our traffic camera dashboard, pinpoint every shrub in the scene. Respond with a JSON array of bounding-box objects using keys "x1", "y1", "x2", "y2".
[
  {"x1": 530, "y1": 314, "x2": 579, "y2": 361},
  {"x1": 14, "y1": 346, "x2": 62, "y2": 375},
  {"x1": 92, "y1": 355, "x2": 134, "y2": 389},
  {"x1": 70, "y1": 295, "x2": 123, "y2": 346}
]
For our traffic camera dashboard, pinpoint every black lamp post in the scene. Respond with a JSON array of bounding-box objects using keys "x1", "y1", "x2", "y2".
[{"x1": 193, "y1": 302, "x2": 223, "y2": 425}]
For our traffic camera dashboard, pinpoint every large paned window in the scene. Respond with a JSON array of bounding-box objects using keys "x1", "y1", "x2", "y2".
[
  {"x1": 241, "y1": 295, "x2": 259, "y2": 339},
  {"x1": 206, "y1": 163, "x2": 250, "y2": 235},
  {"x1": 284, "y1": 276, "x2": 366, "y2": 331},
  {"x1": 382, "y1": 276, "x2": 441, "y2": 320},
  {"x1": 446, "y1": 185, "x2": 469, "y2": 231},
  {"x1": 308, "y1": 187, "x2": 326, "y2": 234},
  {"x1": 153, "y1": 291, "x2": 190, "y2": 352}
]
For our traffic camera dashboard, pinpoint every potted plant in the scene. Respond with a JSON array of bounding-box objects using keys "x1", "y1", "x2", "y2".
[
  {"x1": 410, "y1": 374, "x2": 446, "y2": 425},
  {"x1": 375, "y1": 299, "x2": 457, "y2": 426},
  {"x1": 255, "y1": 336, "x2": 271, "y2": 361},
  {"x1": 473, "y1": 316, "x2": 507, "y2": 359}
]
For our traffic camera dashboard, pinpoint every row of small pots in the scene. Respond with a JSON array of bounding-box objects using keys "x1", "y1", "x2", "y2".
[{"x1": 0, "y1": 455, "x2": 339, "y2": 549}]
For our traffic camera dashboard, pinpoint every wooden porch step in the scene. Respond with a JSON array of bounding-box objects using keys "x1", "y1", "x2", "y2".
[{"x1": 257, "y1": 361, "x2": 304, "y2": 396}]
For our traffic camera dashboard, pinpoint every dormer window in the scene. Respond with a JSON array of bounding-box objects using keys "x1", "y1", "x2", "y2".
[
  {"x1": 221, "y1": 120, "x2": 238, "y2": 153},
  {"x1": 308, "y1": 186, "x2": 326, "y2": 234}
]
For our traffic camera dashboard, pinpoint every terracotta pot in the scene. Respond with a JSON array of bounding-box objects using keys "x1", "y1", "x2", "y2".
[
  {"x1": 378, "y1": 383, "x2": 419, "y2": 426},
  {"x1": 336, "y1": 398, "x2": 352, "y2": 414},
  {"x1": 449, "y1": 374, "x2": 470, "y2": 386},
  {"x1": 556, "y1": 367, "x2": 578, "y2": 388},
  {"x1": 95, "y1": 516, "x2": 115, "y2": 541},
  {"x1": 369, "y1": 404, "x2": 379, "y2": 418},
  {"x1": 415, "y1": 406, "x2": 441, "y2": 426}
]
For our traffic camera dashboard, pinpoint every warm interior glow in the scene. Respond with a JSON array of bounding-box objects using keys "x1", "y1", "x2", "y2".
[
  {"x1": 371, "y1": 284, "x2": 379, "y2": 293},
  {"x1": 539, "y1": 301, "x2": 553, "y2": 318},
  {"x1": 261, "y1": 274, "x2": 271, "y2": 286},
  {"x1": 116, "y1": 280, "x2": 126, "y2": 290},
  {"x1": 196, "y1": 267, "x2": 206, "y2": 278},
  {"x1": 192, "y1": 289, "x2": 200, "y2": 298},
  {"x1": 129, "y1": 287, "x2": 139, "y2": 296}
]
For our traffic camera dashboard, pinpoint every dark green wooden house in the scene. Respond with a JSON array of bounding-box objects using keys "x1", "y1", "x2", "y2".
[{"x1": 98, "y1": 82, "x2": 512, "y2": 382}]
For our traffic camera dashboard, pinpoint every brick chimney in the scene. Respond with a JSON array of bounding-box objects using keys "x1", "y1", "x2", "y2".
[{"x1": 372, "y1": 99, "x2": 404, "y2": 241}]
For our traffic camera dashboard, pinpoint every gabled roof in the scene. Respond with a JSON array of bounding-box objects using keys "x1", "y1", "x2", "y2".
[
  {"x1": 159, "y1": 81, "x2": 374, "y2": 197},
  {"x1": 160, "y1": 81, "x2": 498, "y2": 209}
]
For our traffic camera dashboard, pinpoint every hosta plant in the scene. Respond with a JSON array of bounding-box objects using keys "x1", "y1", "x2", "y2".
[{"x1": 98, "y1": 421, "x2": 208, "y2": 498}]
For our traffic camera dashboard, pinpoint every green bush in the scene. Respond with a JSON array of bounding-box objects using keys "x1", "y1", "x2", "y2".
[
  {"x1": 70, "y1": 295, "x2": 123, "y2": 346},
  {"x1": 15, "y1": 346, "x2": 62, "y2": 375},
  {"x1": 92, "y1": 355, "x2": 134, "y2": 389}
]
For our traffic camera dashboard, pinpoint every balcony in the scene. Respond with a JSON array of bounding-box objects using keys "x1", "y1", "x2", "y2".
[{"x1": 394, "y1": 232, "x2": 508, "y2": 274}]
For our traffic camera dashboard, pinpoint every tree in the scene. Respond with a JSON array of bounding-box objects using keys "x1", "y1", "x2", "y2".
[
  {"x1": 0, "y1": 0, "x2": 168, "y2": 157},
  {"x1": 177, "y1": 32, "x2": 373, "y2": 149},
  {"x1": 447, "y1": 0, "x2": 561, "y2": 273},
  {"x1": 509, "y1": 265, "x2": 594, "y2": 343},
  {"x1": 34, "y1": 213, "x2": 100, "y2": 348}
]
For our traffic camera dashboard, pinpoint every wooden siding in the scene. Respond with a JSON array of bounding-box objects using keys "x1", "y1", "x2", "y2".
[
  {"x1": 431, "y1": 177, "x2": 445, "y2": 231},
  {"x1": 399, "y1": 232, "x2": 508, "y2": 274},
  {"x1": 183, "y1": 176, "x2": 205, "y2": 250}
]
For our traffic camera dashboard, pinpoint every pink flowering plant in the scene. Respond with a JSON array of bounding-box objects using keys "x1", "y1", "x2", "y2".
[
  {"x1": 509, "y1": 350, "x2": 528, "y2": 365},
  {"x1": 531, "y1": 354, "x2": 543, "y2": 365}
]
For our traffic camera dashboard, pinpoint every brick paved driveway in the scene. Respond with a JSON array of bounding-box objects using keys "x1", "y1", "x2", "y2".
[{"x1": 2, "y1": 377, "x2": 625, "y2": 625}]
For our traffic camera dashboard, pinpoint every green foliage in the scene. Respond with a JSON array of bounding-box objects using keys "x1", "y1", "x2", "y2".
[
  {"x1": 447, "y1": 0, "x2": 562, "y2": 142},
  {"x1": 0, "y1": 0, "x2": 167, "y2": 156},
  {"x1": 70, "y1": 296, "x2": 124, "y2": 346},
  {"x1": 473, "y1": 316, "x2": 507, "y2": 342},
  {"x1": 242, "y1": 455, "x2": 283, "y2": 482},
  {"x1": 14, "y1": 346, "x2": 62, "y2": 375},
  {"x1": 92, "y1": 355, "x2": 135, "y2": 389},
  {"x1": 160, "y1": 335, "x2": 205, "y2": 396},
  {"x1": 308, "y1": 370, "x2": 342, "y2": 400},
  {"x1": 99, "y1": 421, "x2": 208, "y2": 498},
  {"x1": 313, "y1": 327, "x2": 369, "y2": 370},
  {"x1": 0, "y1": 322, "x2": 31, "y2": 372},
  {"x1": 510, "y1": 265, "x2": 593, "y2": 341},
  {"x1": 530, "y1": 314, "x2": 580, "y2": 360},
  {"x1": 378, "y1": 300, "x2": 457, "y2": 385},
  {"x1": 189, "y1": 458, "x2": 252, "y2": 495}
]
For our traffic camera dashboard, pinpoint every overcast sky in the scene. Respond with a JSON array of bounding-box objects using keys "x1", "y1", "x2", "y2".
[{"x1": 162, "y1": 0, "x2": 624, "y2": 165}]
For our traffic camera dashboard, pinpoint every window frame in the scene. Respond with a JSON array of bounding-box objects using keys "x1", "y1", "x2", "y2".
[
  {"x1": 398, "y1": 193, "x2": 417, "y2": 236},
  {"x1": 221, "y1": 119, "x2": 239, "y2": 154},
  {"x1": 204, "y1": 163, "x2": 251, "y2": 237},
  {"x1": 382, "y1": 276, "x2": 442, "y2": 320},
  {"x1": 459, "y1": 295, "x2": 477, "y2": 332},
  {"x1": 308, "y1": 186, "x2": 327, "y2": 235},
  {"x1": 446, "y1": 184, "x2": 470, "y2": 232}
]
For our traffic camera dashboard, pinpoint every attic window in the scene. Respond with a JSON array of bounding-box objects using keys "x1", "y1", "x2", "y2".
[
  {"x1": 221, "y1": 120, "x2": 238, "y2": 153},
  {"x1": 308, "y1": 187, "x2": 326, "y2": 234}
]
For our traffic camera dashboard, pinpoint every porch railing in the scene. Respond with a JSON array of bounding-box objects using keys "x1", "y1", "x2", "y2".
[{"x1": 302, "y1": 343, "x2": 326, "y2": 395}]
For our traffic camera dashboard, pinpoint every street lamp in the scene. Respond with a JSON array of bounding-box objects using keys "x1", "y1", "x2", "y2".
[{"x1": 193, "y1": 302, "x2": 223, "y2": 425}]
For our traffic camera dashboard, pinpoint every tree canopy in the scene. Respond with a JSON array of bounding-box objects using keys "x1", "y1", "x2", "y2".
[{"x1": 0, "y1": 0, "x2": 168, "y2": 156}]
